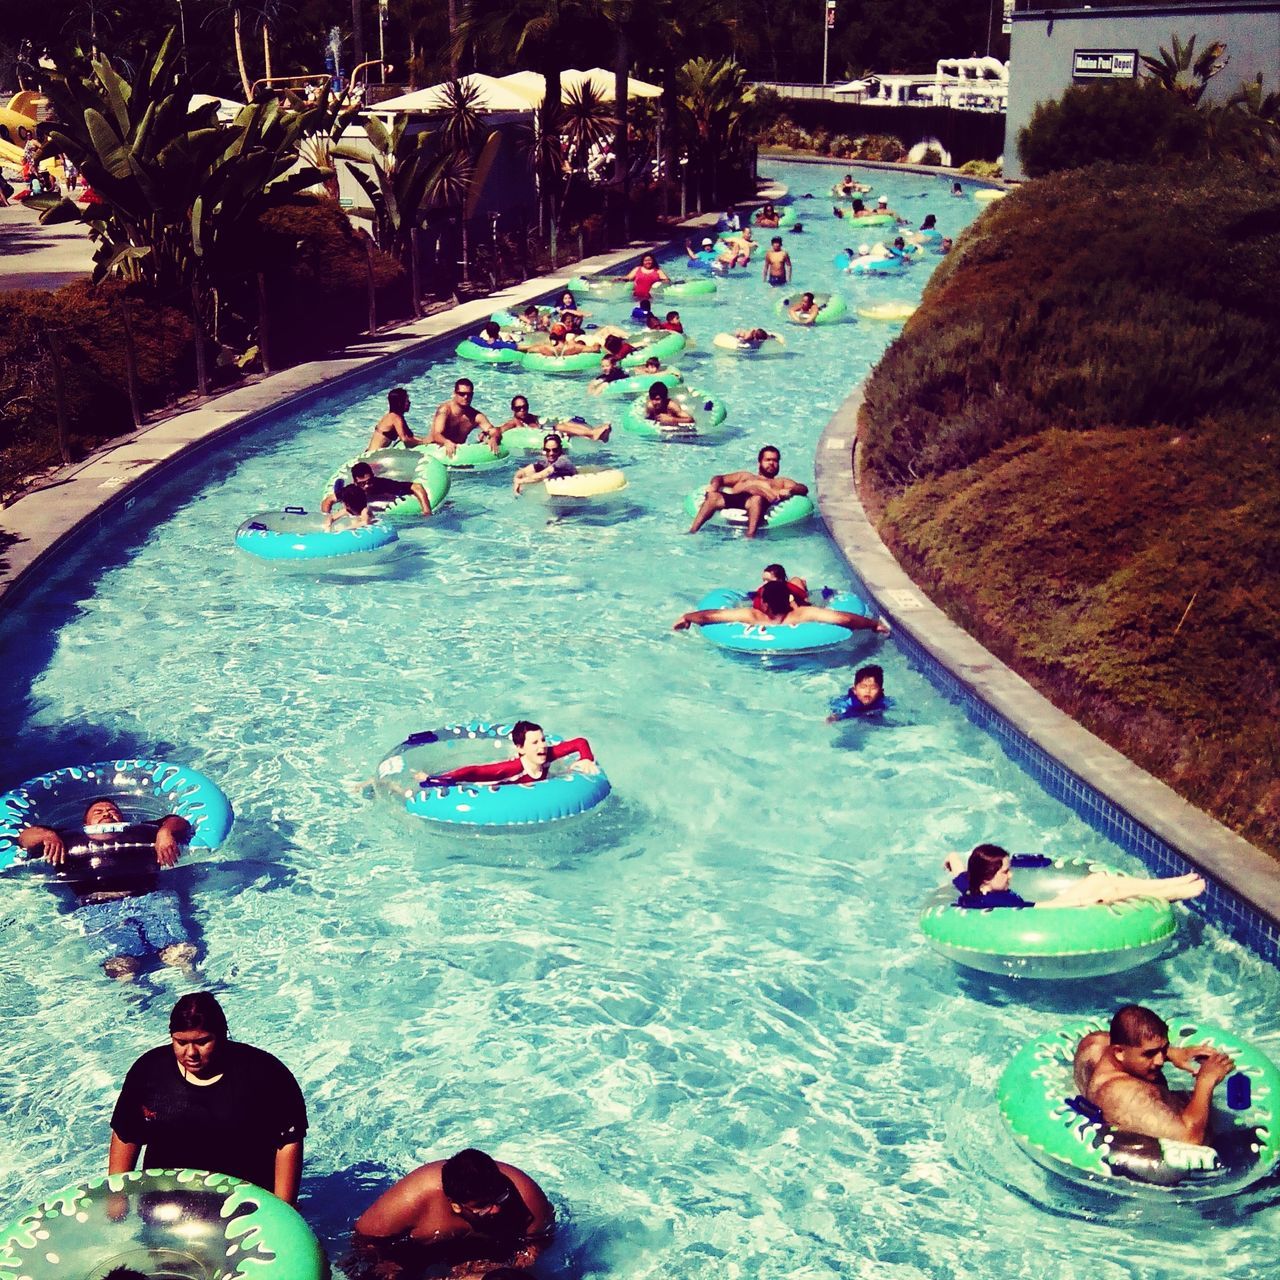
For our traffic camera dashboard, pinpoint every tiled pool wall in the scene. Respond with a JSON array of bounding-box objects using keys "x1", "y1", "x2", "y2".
[{"x1": 886, "y1": 620, "x2": 1280, "y2": 966}]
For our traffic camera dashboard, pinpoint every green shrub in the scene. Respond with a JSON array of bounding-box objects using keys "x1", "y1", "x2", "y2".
[
  {"x1": 958, "y1": 158, "x2": 1001, "y2": 177},
  {"x1": 919, "y1": 146, "x2": 944, "y2": 166},
  {"x1": 1018, "y1": 79, "x2": 1206, "y2": 176}
]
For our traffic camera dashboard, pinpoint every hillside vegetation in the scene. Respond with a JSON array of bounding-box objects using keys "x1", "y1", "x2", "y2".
[{"x1": 859, "y1": 162, "x2": 1280, "y2": 856}]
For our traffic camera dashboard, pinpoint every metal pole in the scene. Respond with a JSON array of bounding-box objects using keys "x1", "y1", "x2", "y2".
[
  {"x1": 822, "y1": 2, "x2": 830, "y2": 86},
  {"x1": 379, "y1": 0, "x2": 388, "y2": 83}
]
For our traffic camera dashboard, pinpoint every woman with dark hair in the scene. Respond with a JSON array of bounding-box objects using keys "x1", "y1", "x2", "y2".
[
  {"x1": 956, "y1": 844, "x2": 1205, "y2": 910},
  {"x1": 108, "y1": 993, "x2": 308, "y2": 1204}
]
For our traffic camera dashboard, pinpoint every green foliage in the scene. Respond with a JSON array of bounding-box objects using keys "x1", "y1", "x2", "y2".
[
  {"x1": 859, "y1": 160, "x2": 1280, "y2": 856},
  {"x1": 673, "y1": 57, "x2": 758, "y2": 210},
  {"x1": 1141, "y1": 32, "x2": 1228, "y2": 105},
  {"x1": 0, "y1": 281, "x2": 192, "y2": 494},
  {"x1": 1018, "y1": 79, "x2": 1208, "y2": 177},
  {"x1": 958, "y1": 158, "x2": 1001, "y2": 177}
]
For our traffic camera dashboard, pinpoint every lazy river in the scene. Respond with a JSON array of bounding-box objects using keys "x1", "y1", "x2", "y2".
[{"x1": 1, "y1": 160, "x2": 1277, "y2": 1278}]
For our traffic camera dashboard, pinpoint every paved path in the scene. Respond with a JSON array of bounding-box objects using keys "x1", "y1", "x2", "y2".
[{"x1": 0, "y1": 203, "x2": 94, "y2": 291}]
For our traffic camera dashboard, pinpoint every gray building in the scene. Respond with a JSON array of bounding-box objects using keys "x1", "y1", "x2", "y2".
[{"x1": 1004, "y1": 0, "x2": 1280, "y2": 177}]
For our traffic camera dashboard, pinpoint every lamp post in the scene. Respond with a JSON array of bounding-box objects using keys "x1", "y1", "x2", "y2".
[
  {"x1": 822, "y1": 0, "x2": 836, "y2": 86},
  {"x1": 378, "y1": 0, "x2": 388, "y2": 84}
]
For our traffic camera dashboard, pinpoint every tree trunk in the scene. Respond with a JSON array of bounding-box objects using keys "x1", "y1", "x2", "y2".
[
  {"x1": 612, "y1": 22, "x2": 630, "y2": 243},
  {"x1": 410, "y1": 227, "x2": 422, "y2": 317},
  {"x1": 542, "y1": 64, "x2": 562, "y2": 260},
  {"x1": 191, "y1": 280, "x2": 209, "y2": 395},
  {"x1": 263, "y1": 24, "x2": 273, "y2": 84},
  {"x1": 233, "y1": 10, "x2": 252, "y2": 101},
  {"x1": 44, "y1": 327, "x2": 72, "y2": 464},
  {"x1": 447, "y1": 0, "x2": 459, "y2": 75},
  {"x1": 118, "y1": 298, "x2": 144, "y2": 427},
  {"x1": 364, "y1": 234, "x2": 378, "y2": 333},
  {"x1": 257, "y1": 272, "x2": 274, "y2": 373},
  {"x1": 351, "y1": 0, "x2": 365, "y2": 73}
]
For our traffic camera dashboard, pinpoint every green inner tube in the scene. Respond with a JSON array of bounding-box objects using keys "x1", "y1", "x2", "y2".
[
  {"x1": 622, "y1": 393, "x2": 727, "y2": 440},
  {"x1": 777, "y1": 292, "x2": 849, "y2": 326},
  {"x1": 455, "y1": 340, "x2": 522, "y2": 365},
  {"x1": 326, "y1": 449, "x2": 450, "y2": 522},
  {"x1": 566, "y1": 275, "x2": 629, "y2": 299},
  {"x1": 753, "y1": 206, "x2": 798, "y2": 228},
  {"x1": 0, "y1": 1168, "x2": 328, "y2": 1280},
  {"x1": 654, "y1": 278, "x2": 718, "y2": 302},
  {"x1": 596, "y1": 369, "x2": 683, "y2": 400},
  {"x1": 682, "y1": 489, "x2": 814, "y2": 531},
  {"x1": 425, "y1": 440, "x2": 509, "y2": 469},
  {"x1": 999, "y1": 1020, "x2": 1280, "y2": 1199},
  {"x1": 621, "y1": 330, "x2": 686, "y2": 366},
  {"x1": 919, "y1": 857, "x2": 1177, "y2": 979},
  {"x1": 849, "y1": 212, "x2": 895, "y2": 226},
  {"x1": 520, "y1": 348, "x2": 601, "y2": 375}
]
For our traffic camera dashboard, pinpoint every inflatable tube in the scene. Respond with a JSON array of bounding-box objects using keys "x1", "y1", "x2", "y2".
[
  {"x1": 753, "y1": 206, "x2": 798, "y2": 229},
  {"x1": 424, "y1": 440, "x2": 509, "y2": 470},
  {"x1": 847, "y1": 212, "x2": 896, "y2": 227},
  {"x1": 500, "y1": 425, "x2": 559, "y2": 453},
  {"x1": 490, "y1": 309, "x2": 524, "y2": 328},
  {"x1": 594, "y1": 368, "x2": 683, "y2": 400},
  {"x1": 545, "y1": 466, "x2": 627, "y2": 499},
  {"x1": 857, "y1": 301, "x2": 917, "y2": 322},
  {"x1": 235, "y1": 508, "x2": 398, "y2": 561},
  {"x1": 973, "y1": 188, "x2": 1006, "y2": 203},
  {"x1": 777, "y1": 292, "x2": 849, "y2": 326},
  {"x1": 326, "y1": 449, "x2": 450, "y2": 522},
  {"x1": 711, "y1": 333, "x2": 786, "y2": 357},
  {"x1": 653, "y1": 278, "x2": 718, "y2": 303},
  {"x1": 620, "y1": 330, "x2": 687, "y2": 367},
  {"x1": 691, "y1": 588, "x2": 876, "y2": 654},
  {"x1": 846, "y1": 254, "x2": 909, "y2": 276},
  {"x1": 377, "y1": 722, "x2": 611, "y2": 827},
  {"x1": 0, "y1": 1168, "x2": 327, "y2": 1280},
  {"x1": 0, "y1": 759, "x2": 234, "y2": 871},
  {"x1": 520, "y1": 348, "x2": 601, "y2": 375},
  {"x1": 919, "y1": 857, "x2": 1178, "y2": 979},
  {"x1": 456, "y1": 339, "x2": 522, "y2": 365},
  {"x1": 682, "y1": 489, "x2": 814, "y2": 532},
  {"x1": 621, "y1": 393, "x2": 727, "y2": 440},
  {"x1": 566, "y1": 275, "x2": 630, "y2": 300},
  {"x1": 999, "y1": 1020, "x2": 1280, "y2": 1200}
]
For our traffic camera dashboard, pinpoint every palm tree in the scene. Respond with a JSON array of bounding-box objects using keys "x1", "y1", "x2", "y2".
[
  {"x1": 673, "y1": 56, "x2": 756, "y2": 212},
  {"x1": 1141, "y1": 34, "x2": 1229, "y2": 107}
]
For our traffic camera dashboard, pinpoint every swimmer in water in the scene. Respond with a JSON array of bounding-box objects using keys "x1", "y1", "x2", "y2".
[
  {"x1": 674, "y1": 579, "x2": 890, "y2": 635},
  {"x1": 366, "y1": 388, "x2": 428, "y2": 451}
]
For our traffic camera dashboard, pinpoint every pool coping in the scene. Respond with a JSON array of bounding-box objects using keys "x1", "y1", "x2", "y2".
[
  {"x1": 815, "y1": 380, "x2": 1280, "y2": 956},
  {"x1": 0, "y1": 229, "x2": 734, "y2": 617}
]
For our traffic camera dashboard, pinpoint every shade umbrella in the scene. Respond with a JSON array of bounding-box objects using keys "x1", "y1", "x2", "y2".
[
  {"x1": 493, "y1": 69, "x2": 663, "y2": 105},
  {"x1": 573, "y1": 68, "x2": 662, "y2": 100},
  {"x1": 375, "y1": 74, "x2": 537, "y2": 113}
]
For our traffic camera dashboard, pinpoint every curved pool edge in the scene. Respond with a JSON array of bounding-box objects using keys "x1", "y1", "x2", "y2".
[
  {"x1": 0, "y1": 236, "x2": 707, "y2": 619},
  {"x1": 814, "y1": 380, "x2": 1280, "y2": 955}
]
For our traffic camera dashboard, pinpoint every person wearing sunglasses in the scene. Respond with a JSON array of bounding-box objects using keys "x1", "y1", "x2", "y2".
[
  {"x1": 428, "y1": 377, "x2": 503, "y2": 457},
  {"x1": 321, "y1": 461, "x2": 433, "y2": 523},
  {"x1": 350, "y1": 1147, "x2": 554, "y2": 1276},
  {"x1": 512, "y1": 433, "x2": 578, "y2": 495},
  {"x1": 497, "y1": 397, "x2": 611, "y2": 443}
]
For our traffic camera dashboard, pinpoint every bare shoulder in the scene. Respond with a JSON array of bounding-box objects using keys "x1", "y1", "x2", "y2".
[
  {"x1": 1092, "y1": 1075, "x2": 1186, "y2": 1141},
  {"x1": 1074, "y1": 1031, "x2": 1109, "y2": 1069}
]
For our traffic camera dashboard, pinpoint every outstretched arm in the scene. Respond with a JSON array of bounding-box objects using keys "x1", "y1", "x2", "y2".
[
  {"x1": 674, "y1": 607, "x2": 756, "y2": 630},
  {"x1": 801, "y1": 607, "x2": 890, "y2": 635},
  {"x1": 18, "y1": 824, "x2": 65, "y2": 864}
]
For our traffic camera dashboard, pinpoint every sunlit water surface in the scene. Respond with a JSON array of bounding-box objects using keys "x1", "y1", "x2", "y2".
[{"x1": 1, "y1": 161, "x2": 1276, "y2": 1279}]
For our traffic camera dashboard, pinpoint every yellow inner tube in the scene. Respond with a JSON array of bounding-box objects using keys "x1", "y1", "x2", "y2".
[
  {"x1": 545, "y1": 467, "x2": 627, "y2": 498},
  {"x1": 857, "y1": 301, "x2": 917, "y2": 321}
]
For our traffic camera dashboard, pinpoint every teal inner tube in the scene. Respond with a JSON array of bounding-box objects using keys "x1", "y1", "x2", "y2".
[
  {"x1": 621, "y1": 393, "x2": 727, "y2": 440},
  {"x1": 235, "y1": 508, "x2": 398, "y2": 561},
  {"x1": 455, "y1": 339, "x2": 522, "y2": 365},
  {"x1": 0, "y1": 759, "x2": 234, "y2": 871},
  {"x1": 0, "y1": 1168, "x2": 328, "y2": 1279},
  {"x1": 753, "y1": 205, "x2": 798, "y2": 228},
  {"x1": 919, "y1": 857, "x2": 1178, "y2": 979},
  {"x1": 326, "y1": 448, "x2": 450, "y2": 523},
  {"x1": 377, "y1": 722, "x2": 611, "y2": 828},
  {"x1": 595, "y1": 369, "x2": 683, "y2": 400},
  {"x1": 691, "y1": 588, "x2": 875, "y2": 655},
  {"x1": 566, "y1": 275, "x2": 629, "y2": 299},
  {"x1": 777, "y1": 292, "x2": 849, "y2": 325},
  {"x1": 620, "y1": 330, "x2": 686, "y2": 367},
  {"x1": 653, "y1": 278, "x2": 718, "y2": 302},
  {"x1": 520, "y1": 348, "x2": 601, "y2": 375},
  {"x1": 424, "y1": 440, "x2": 509, "y2": 470},
  {"x1": 999, "y1": 1020, "x2": 1280, "y2": 1200},
  {"x1": 500, "y1": 422, "x2": 596, "y2": 452},
  {"x1": 682, "y1": 489, "x2": 814, "y2": 532}
]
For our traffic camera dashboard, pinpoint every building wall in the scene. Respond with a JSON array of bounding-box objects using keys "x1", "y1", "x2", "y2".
[{"x1": 1004, "y1": 4, "x2": 1280, "y2": 177}]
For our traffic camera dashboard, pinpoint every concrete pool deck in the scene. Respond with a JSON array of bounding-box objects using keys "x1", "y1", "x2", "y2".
[{"x1": 815, "y1": 380, "x2": 1280, "y2": 936}]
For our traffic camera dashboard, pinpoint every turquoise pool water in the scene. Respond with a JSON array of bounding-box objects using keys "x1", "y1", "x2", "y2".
[{"x1": 1, "y1": 160, "x2": 1278, "y2": 1277}]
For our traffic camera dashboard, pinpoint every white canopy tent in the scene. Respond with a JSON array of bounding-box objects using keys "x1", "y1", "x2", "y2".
[
  {"x1": 190, "y1": 93, "x2": 245, "y2": 122},
  {"x1": 493, "y1": 69, "x2": 662, "y2": 106},
  {"x1": 374, "y1": 73, "x2": 538, "y2": 114}
]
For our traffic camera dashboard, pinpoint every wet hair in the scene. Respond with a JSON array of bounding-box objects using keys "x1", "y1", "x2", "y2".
[
  {"x1": 665, "y1": 311, "x2": 679, "y2": 323},
  {"x1": 643, "y1": 357, "x2": 660, "y2": 369},
  {"x1": 758, "y1": 445, "x2": 780, "y2": 464},
  {"x1": 922, "y1": 214, "x2": 936, "y2": 229},
  {"x1": 801, "y1": 292, "x2": 815, "y2": 305},
  {"x1": 454, "y1": 377, "x2": 474, "y2": 394},
  {"x1": 966, "y1": 844, "x2": 1010, "y2": 895},
  {"x1": 388, "y1": 387, "x2": 409, "y2": 412},
  {"x1": 523, "y1": 304, "x2": 540, "y2": 317},
  {"x1": 511, "y1": 721, "x2": 543, "y2": 748},
  {"x1": 482, "y1": 321, "x2": 500, "y2": 339},
  {"x1": 542, "y1": 433, "x2": 563, "y2": 450},
  {"x1": 510, "y1": 395, "x2": 530, "y2": 410},
  {"x1": 763, "y1": 564, "x2": 787, "y2": 580},
  {"x1": 760, "y1": 580, "x2": 794, "y2": 616},
  {"x1": 350, "y1": 462, "x2": 375, "y2": 481},
  {"x1": 603, "y1": 334, "x2": 625, "y2": 355},
  {"x1": 339, "y1": 483, "x2": 369, "y2": 515},
  {"x1": 1111, "y1": 1004, "x2": 1168, "y2": 1046},
  {"x1": 441, "y1": 1148, "x2": 509, "y2": 1206},
  {"x1": 893, "y1": 237, "x2": 906, "y2": 248},
  {"x1": 641, "y1": 253, "x2": 657, "y2": 267},
  {"x1": 853, "y1": 664, "x2": 883, "y2": 688},
  {"x1": 169, "y1": 992, "x2": 228, "y2": 1038},
  {"x1": 83, "y1": 796, "x2": 122, "y2": 822},
  {"x1": 771, "y1": 237, "x2": 783, "y2": 247},
  {"x1": 648, "y1": 382, "x2": 670, "y2": 402},
  {"x1": 852, "y1": 199, "x2": 865, "y2": 213}
]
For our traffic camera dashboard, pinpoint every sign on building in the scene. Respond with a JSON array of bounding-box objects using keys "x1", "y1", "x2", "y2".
[
  {"x1": 1071, "y1": 49, "x2": 1139, "y2": 79},
  {"x1": 1002, "y1": 0, "x2": 1013, "y2": 35}
]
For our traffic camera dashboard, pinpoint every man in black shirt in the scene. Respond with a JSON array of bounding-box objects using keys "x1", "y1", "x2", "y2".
[{"x1": 109, "y1": 992, "x2": 307, "y2": 1204}]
